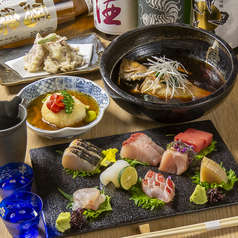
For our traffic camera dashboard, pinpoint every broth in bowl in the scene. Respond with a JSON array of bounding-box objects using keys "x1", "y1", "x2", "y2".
[{"x1": 27, "y1": 90, "x2": 99, "y2": 131}]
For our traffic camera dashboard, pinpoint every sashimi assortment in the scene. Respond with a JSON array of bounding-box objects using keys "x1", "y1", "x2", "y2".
[
  {"x1": 56, "y1": 127, "x2": 237, "y2": 233},
  {"x1": 142, "y1": 170, "x2": 175, "y2": 203}
]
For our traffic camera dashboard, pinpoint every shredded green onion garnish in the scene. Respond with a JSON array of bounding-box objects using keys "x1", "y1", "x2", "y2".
[{"x1": 145, "y1": 56, "x2": 194, "y2": 99}]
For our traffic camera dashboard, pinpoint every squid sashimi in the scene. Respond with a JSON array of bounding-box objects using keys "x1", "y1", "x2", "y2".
[
  {"x1": 142, "y1": 170, "x2": 175, "y2": 203},
  {"x1": 100, "y1": 160, "x2": 130, "y2": 188},
  {"x1": 159, "y1": 147, "x2": 190, "y2": 175},
  {"x1": 72, "y1": 188, "x2": 106, "y2": 211},
  {"x1": 120, "y1": 133, "x2": 165, "y2": 166},
  {"x1": 175, "y1": 128, "x2": 213, "y2": 153}
]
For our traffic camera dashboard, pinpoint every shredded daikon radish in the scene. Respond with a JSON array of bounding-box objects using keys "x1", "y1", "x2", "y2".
[{"x1": 144, "y1": 56, "x2": 194, "y2": 99}]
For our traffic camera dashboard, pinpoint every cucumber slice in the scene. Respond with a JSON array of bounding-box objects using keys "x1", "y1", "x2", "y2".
[{"x1": 118, "y1": 166, "x2": 138, "y2": 190}]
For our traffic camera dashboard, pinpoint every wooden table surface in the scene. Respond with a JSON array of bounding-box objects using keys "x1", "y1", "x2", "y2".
[{"x1": 1, "y1": 13, "x2": 238, "y2": 238}]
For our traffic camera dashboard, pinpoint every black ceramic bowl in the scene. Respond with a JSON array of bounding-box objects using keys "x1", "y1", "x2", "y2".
[{"x1": 100, "y1": 23, "x2": 238, "y2": 123}]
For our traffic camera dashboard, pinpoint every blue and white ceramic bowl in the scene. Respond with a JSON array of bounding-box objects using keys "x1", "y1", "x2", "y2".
[{"x1": 18, "y1": 76, "x2": 110, "y2": 139}]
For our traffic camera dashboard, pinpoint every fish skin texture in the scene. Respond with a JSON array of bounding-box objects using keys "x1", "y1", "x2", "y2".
[
  {"x1": 62, "y1": 139, "x2": 104, "y2": 172},
  {"x1": 142, "y1": 170, "x2": 175, "y2": 203}
]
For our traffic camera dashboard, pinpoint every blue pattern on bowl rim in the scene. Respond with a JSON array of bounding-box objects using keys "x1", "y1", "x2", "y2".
[{"x1": 17, "y1": 76, "x2": 110, "y2": 139}]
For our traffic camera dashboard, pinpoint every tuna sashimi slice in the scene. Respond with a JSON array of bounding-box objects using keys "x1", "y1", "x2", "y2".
[
  {"x1": 174, "y1": 128, "x2": 213, "y2": 153},
  {"x1": 120, "y1": 133, "x2": 165, "y2": 166},
  {"x1": 159, "y1": 147, "x2": 189, "y2": 175},
  {"x1": 174, "y1": 132, "x2": 204, "y2": 153},
  {"x1": 184, "y1": 128, "x2": 213, "y2": 148}
]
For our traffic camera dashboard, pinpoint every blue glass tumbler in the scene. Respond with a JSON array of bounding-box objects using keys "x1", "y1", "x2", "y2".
[
  {"x1": 0, "y1": 162, "x2": 34, "y2": 199},
  {"x1": 0, "y1": 191, "x2": 43, "y2": 238}
]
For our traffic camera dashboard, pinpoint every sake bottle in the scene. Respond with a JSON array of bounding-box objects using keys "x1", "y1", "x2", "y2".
[
  {"x1": 93, "y1": 0, "x2": 138, "y2": 40},
  {"x1": 138, "y1": 0, "x2": 193, "y2": 26},
  {"x1": 193, "y1": 0, "x2": 238, "y2": 48},
  {"x1": 0, "y1": 0, "x2": 93, "y2": 47}
]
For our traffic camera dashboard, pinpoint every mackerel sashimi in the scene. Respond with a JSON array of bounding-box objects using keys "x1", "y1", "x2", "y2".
[
  {"x1": 120, "y1": 133, "x2": 165, "y2": 166},
  {"x1": 175, "y1": 128, "x2": 213, "y2": 153},
  {"x1": 142, "y1": 170, "x2": 175, "y2": 203},
  {"x1": 62, "y1": 139, "x2": 105, "y2": 172}
]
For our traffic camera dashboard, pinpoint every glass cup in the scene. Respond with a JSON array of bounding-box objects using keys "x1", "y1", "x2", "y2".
[
  {"x1": 0, "y1": 163, "x2": 34, "y2": 199},
  {"x1": 0, "y1": 191, "x2": 43, "y2": 238}
]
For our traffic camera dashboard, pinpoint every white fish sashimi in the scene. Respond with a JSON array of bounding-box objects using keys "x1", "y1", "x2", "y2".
[
  {"x1": 142, "y1": 170, "x2": 175, "y2": 203},
  {"x1": 120, "y1": 133, "x2": 165, "y2": 166},
  {"x1": 72, "y1": 188, "x2": 106, "y2": 211},
  {"x1": 100, "y1": 160, "x2": 130, "y2": 188}
]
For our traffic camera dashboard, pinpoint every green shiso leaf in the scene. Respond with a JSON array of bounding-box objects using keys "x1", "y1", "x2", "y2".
[
  {"x1": 60, "y1": 90, "x2": 75, "y2": 114},
  {"x1": 128, "y1": 178, "x2": 165, "y2": 211}
]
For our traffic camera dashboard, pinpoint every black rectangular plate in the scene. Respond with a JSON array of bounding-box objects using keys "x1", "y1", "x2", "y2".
[{"x1": 30, "y1": 120, "x2": 238, "y2": 238}]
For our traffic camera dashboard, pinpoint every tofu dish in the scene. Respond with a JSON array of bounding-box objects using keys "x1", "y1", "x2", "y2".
[{"x1": 23, "y1": 33, "x2": 85, "y2": 74}]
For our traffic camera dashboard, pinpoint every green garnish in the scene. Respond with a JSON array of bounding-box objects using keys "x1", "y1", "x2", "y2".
[
  {"x1": 122, "y1": 158, "x2": 149, "y2": 167},
  {"x1": 56, "y1": 150, "x2": 64, "y2": 155},
  {"x1": 195, "y1": 140, "x2": 217, "y2": 160},
  {"x1": 166, "y1": 134, "x2": 176, "y2": 137},
  {"x1": 191, "y1": 163, "x2": 238, "y2": 191},
  {"x1": 60, "y1": 90, "x2": 75, "y2": 114},
  {"x1": 58, "y1": 188, "x2": 74, "y2": 209},
  {"x1": 63, "y1": 166, "x2": 101, "y2": 179},
  {"x1": 38, "y1": 33, "x2": 57, "y2": 44},
  {"x1": 129, "y1": 178, "x2": 165, "y2": 211},
  {"x1": 58, "y1": 188, "x2": 112, "y2": 218}
]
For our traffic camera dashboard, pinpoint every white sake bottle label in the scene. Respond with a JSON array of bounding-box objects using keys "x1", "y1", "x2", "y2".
[
  {"x1": 193, "y1": 0, "x2": 238, "y2": 48},
  {"x1": 93, "y1": 0, "x2": 138, "y2": 35},
  {"x1": 0, "y1": 0, "x2": 57, "y2": 46}
]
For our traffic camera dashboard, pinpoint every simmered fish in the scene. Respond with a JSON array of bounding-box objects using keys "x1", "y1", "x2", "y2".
[{"x1": 119, "y1": 58, "x2": 212, "y2": 102}]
